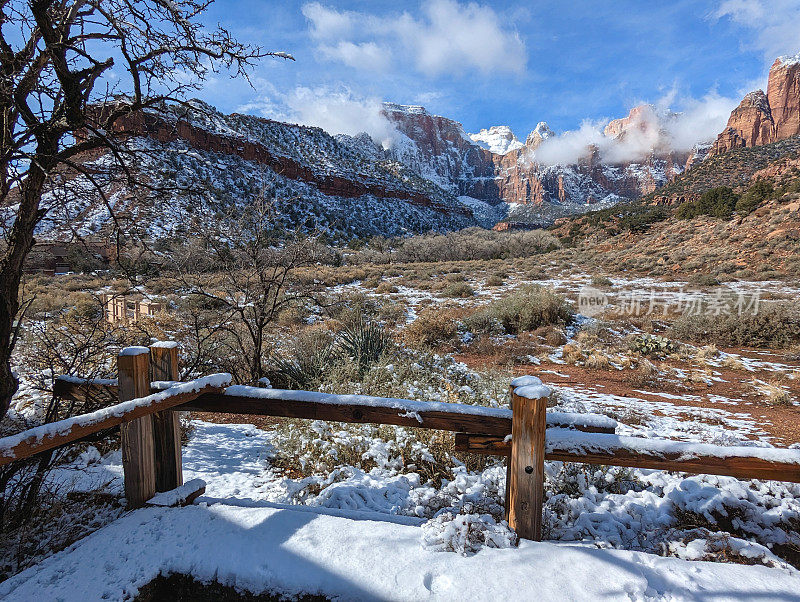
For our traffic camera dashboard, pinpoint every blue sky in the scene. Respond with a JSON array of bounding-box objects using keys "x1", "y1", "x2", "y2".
[{"x1": 193, "y1": 0, "x2": 800, "y2": 142}]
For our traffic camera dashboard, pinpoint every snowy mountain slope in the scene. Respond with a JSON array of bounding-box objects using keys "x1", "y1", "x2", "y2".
[
  {"x1": 385, "y1": 103, "x2": 696, "y2": 224},
  {"x1": 15, "y1": 99, "x2": 711, "y2": 240},
  {"x1": 31, "y1": 134, "x2": 476, "y2": 240}
]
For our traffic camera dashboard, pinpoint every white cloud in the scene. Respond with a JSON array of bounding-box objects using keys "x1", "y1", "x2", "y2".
[
  {"x1": 533, "y1": 91, "x2": 739, "y2": 166},
  {"x1": 714, "y1": 0, "x2": 800, "y2": 59},
  {"x1": 237, "y1": 85, "x2": 398, "y2": 148},
  {"x1": 302, "y1": 2, "x2": 355, "y2": 40},
  {"x1": 663, "y1": 92, "x2": 739, "y2": 151},
  {"x1": 534, "y1": 121, "x2": 606, "y2": 166},
  {"x1": 301, "y1": 0, "x2": 526, "y2": 77},
  {"x1": 318, "y1": 41, "x2": 391, "y2": 72}
]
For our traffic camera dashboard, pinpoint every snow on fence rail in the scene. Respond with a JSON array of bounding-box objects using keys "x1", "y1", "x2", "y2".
[
  {"x1": 53, "y1": 378, "x2": 618, "y2": 434},
  {"x1": 3, "y1": 342, "x2": 800, "y2": 541},
  {"x1": 455, "y1": 430, "x2": 800, "y2": 482},
  {"x1": 0, "y1": 375, "x2": 229, "y2": 465}
]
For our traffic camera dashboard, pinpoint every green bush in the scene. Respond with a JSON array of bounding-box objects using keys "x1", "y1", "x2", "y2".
[
  {"x1": 676, "y1": 187, "x2": 738, "y2": 220},
  {"x1": 618, "y1": 205, "x2": 670, "y2": 232},
  {"x1": 466, "y1": 285, "x2": 573, "y2": 335},
  {"x1": 736, "y1": 180, "x2": 774, "y2": 215}
]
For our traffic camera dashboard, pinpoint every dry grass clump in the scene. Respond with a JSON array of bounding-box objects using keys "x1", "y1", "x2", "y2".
[
  {"x1": 719, "y1": 354, "x2": 746, "y2": 370},
  {"x1": 585, "y1": 351, "x2": 611, "y2": 370},
  {"x1": 375, "y1": 281, "x2": 399, "y2": 294},
  {"x1": 695, "y1": 344, "x2": 719, "y2": 361},
  {"x1": 486, "y1": 274, "x2": 504, "y2": 287},
  {"x1": 626, "y1": 358, "x2": 660, "y2": 387},
  {"x1": 444, "y1": 272, "x2": 466, "y2": 283},
  {"x1": 403, "y1": 308, "x2": 460, "y2": 350},
  {"x1": 684, "y1": 368, "x2": 713, "y2": 387},
  {"x1": 752, "y1": 379, "x2": 794, "y2": 405},
  {"x1": 534, "y1": 325, "x2": 567, "y2": 347},
  {"x1": 561, "y1": 343, "x2": 584, "y2": 364},
  {"x1": 591, "y1": 274, "x2": 613, "y2": 287}
]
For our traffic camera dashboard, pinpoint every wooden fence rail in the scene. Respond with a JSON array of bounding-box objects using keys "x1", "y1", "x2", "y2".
[
  {"x1": 3, "y1": 342, "x2": 800, "y2": 542},
  {"x1": 0, "y1": 376, "x2": 226, "y2": 467}
]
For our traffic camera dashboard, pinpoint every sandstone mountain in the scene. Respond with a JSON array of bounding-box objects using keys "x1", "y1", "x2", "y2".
[
  {"x1": 712, "y1": 53, "x2": 800, "y2": 154},
  {"x1": 18, "y1": 99, "x2": 699, "y2": 240},
  {"x1": 388, "y1": 103, "x2": 692, "y2": 226}
]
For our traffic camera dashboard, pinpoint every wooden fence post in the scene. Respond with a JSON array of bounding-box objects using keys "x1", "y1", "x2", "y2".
[
  {"x1": 504, "y1": 384, "x2": 514, "y2": 523},
  {"x1": 119, "y1": 347, "x2": 156, "y2": 508},
  {"x1": 149, "y1": 342, "x2": 183, "y2": 493},
  {"x1": 507, "y1": 382, "x2": 549, "y2": 541}
]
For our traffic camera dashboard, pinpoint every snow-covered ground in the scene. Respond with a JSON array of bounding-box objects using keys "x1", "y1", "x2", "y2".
[
  {"x1": 4, "y1": 271, "x2": 800, "y2": 598},
  {"x1": 3, "y1": 500, "x2": 800, "y2": 601},
  {"x1": 3, "y1": 412, "x2": 798, "y2": 600}
]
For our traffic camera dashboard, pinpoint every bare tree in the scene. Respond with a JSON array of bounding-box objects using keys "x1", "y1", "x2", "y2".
[
  {"x1": 0, "y1": 0, "x2": 292, "y2": 418},
  {"x1": 168, "y1": 197, "x2": 320, "y2": 384}
]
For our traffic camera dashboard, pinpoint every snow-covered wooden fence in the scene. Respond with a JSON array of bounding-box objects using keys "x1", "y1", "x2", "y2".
[{"x1": 3, "y1": 342, "x2": 800, "y2": 542}]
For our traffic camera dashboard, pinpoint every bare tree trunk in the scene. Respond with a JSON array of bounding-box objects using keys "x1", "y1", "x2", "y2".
[{"x1": 0, "y1": 140, "x2": 56, "y2": 417}]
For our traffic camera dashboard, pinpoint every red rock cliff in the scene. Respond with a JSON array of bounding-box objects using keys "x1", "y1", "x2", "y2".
[{"x1": 712, "y1": 55, "x2": 800, "y2": 155}]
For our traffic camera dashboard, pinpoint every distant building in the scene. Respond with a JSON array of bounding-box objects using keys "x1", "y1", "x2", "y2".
[
  {"x1": 26, "y1": 241, "x2": 115, "y2": 275},
  {"x1": 102, "y1": 294, "x2": 164, "y2": 325}
]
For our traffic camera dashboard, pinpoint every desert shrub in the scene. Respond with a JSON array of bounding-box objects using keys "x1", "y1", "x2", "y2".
[
  {"x1": 353, "y1": 227, "x2": 560, "y2": 264},
  {"x1": 461, "y1": 312, "x2": 504, "y2": 337},
  {"x1": 671, "y1": 302, "x2": 800, "y2": 349},
  {"x1": 676, "y1": 187, "x2": 738, "y2": 220},
  {"x1": 486, "y1": 275, "x2": 504, "y2": 287},
  {"x1": 375, "y1": 281, "x2": 398, "y2": 294},
  {"x1": 442, "y1": 282, "x2": 475, "y2": 298},
  {"x1": 468, "y1": 286, "x2": 573, "y2": 335},
  {"x1": 591, "y1": 275, "x2": 613, "y2": 287},
  {"x1": 689, "y1": 274, "x2": 720, "y2": 287},
  {"x1": 377, "y1": 301, "x2": 406, "y2": 325},
  {"x1": 404, "y1": 309, "x2": 460, "y2": 349}
]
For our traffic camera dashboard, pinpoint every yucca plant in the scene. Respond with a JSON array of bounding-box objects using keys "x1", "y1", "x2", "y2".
[
  {"x1": 339, "y1": 319, "x2": 391, "y2": 371},
  {"x1": 268, "y1": 329, "x2": 336, "y2": 389}
]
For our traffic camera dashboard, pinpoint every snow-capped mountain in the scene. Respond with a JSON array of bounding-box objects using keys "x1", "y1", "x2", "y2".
[
  {"x1": 24, "y1": 99, "x2": 704, "y2": 240},
  {"x1": 469, "y1": 126, "x2": 524, "y2": 155}
]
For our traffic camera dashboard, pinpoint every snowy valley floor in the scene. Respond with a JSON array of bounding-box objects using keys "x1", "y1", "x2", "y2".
[
  {"x1": 2, "y1": 419, "x2": 800, "y2": 601},
  {"x1": 4, "y1": 271, "x2": 800, "y2": 599}
]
